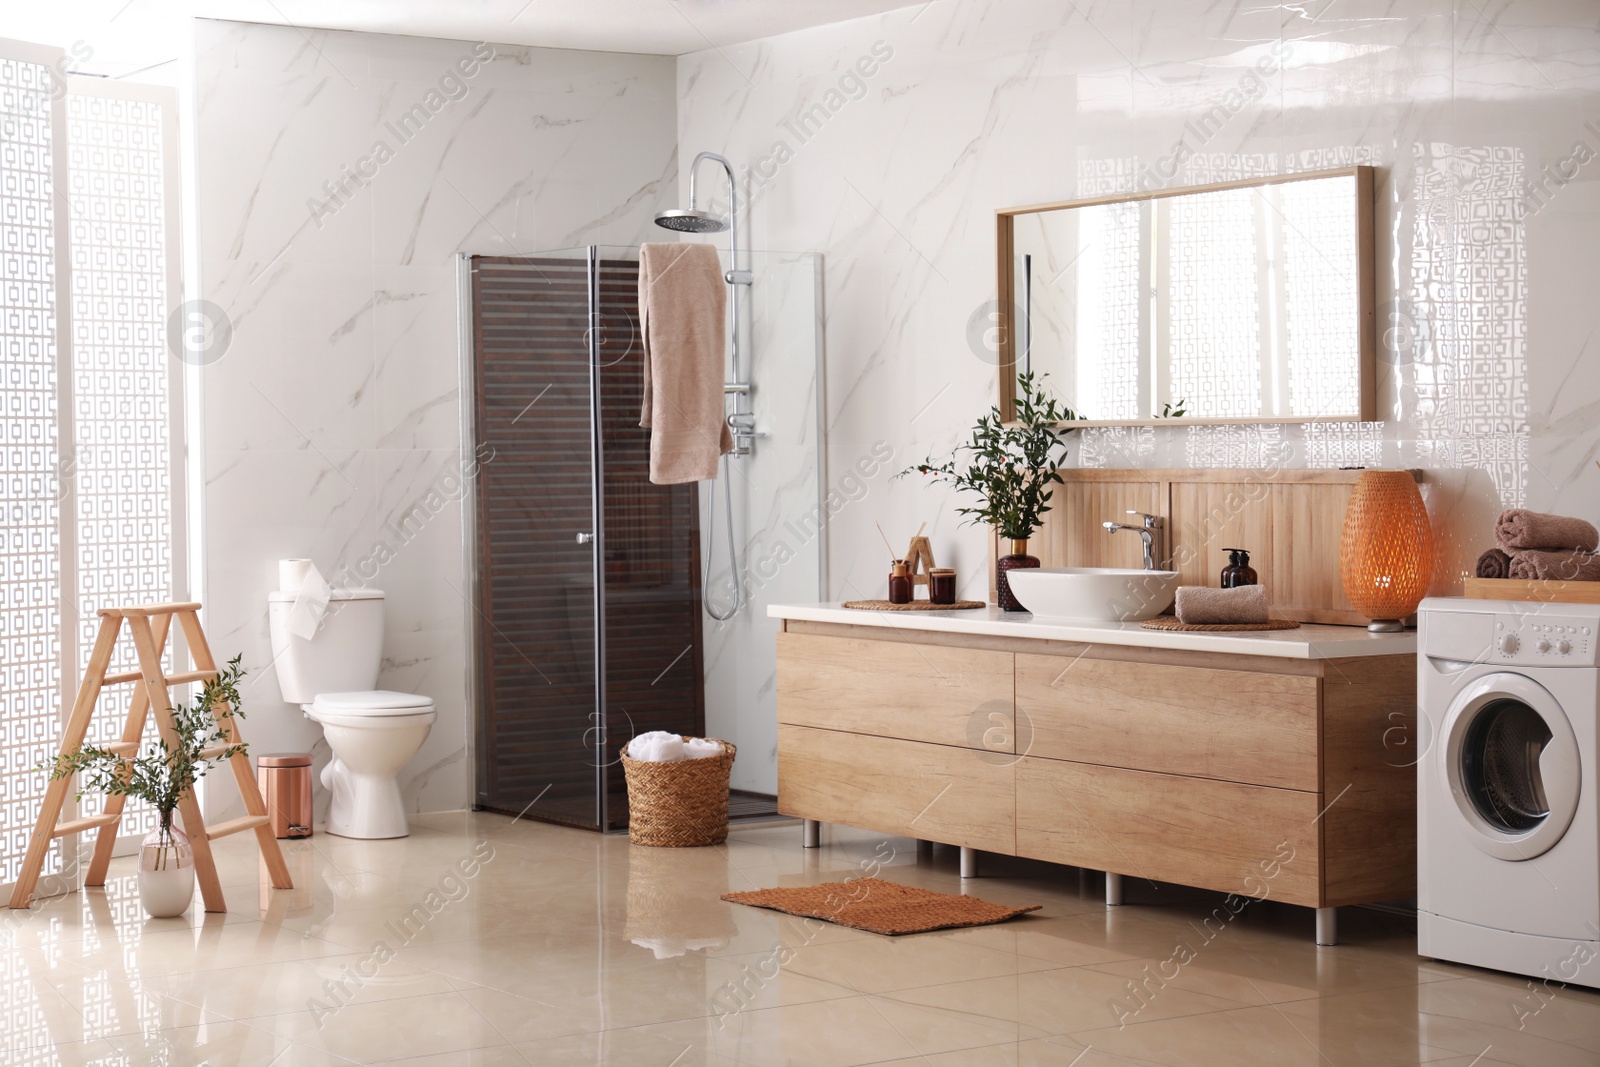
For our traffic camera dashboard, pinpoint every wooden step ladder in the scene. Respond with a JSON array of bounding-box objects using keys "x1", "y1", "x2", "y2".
[{"x1": 7, "y1": 602, "x2": 293, "y2": 912}]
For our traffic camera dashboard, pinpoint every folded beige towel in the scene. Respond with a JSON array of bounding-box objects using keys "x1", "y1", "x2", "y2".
[
  {"x1": 1175, "y1": 585, "x2": 1270, "y2": 625},
  {"x1": 639, "y1": 243, "x2": 732, "y2": 484},
  {"x1": 1476, "y1": 548, "x2": 1513, "y2": 579},
  {"x1": 1496, "y1": 509, "x2": 1599, "y2": 552},
  {"x1": 1508, "y1": 549, "x2": 1600, "y2": 582}
]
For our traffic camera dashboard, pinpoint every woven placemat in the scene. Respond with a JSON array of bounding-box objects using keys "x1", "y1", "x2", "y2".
[
  {"x1": 1142, "y1": 616, "x2": 1301, "y2": 632},
  {"x1": 722, "y1": 877, "x2": 1040, "y2": 936},
  {"x1": 841, "y1": 599, "x2": 987, "y2": 611}
]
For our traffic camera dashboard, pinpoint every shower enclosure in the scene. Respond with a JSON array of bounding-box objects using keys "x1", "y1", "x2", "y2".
[{"x1": 463, "y1": 245, "x2": 822, "y2": 831}]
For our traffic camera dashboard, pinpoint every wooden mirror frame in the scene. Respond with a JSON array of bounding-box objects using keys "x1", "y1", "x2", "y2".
[{"x1": 995, "y1": 166, "x2": 1377, "y2": 426}]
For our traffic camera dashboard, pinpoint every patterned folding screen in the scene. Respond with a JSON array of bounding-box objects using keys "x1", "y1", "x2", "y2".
[
  {"x1": 65, "y1": 82, "x2": 182, "y2": 844},
  {"x1": 0, "y1": 51, "x2": 182, "y2": 891},
  {"x1": 1075, "y1": 199, "x2": 1141, "y2": 420},
  {"x1": 0, "y1": 47, "x2": 70, "y2": 891},
  {"x1": 1164, "y1": 186, "x2": 1262, "y2": 420}
]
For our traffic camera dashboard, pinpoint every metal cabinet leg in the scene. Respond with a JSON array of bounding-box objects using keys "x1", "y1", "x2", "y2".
[
  {"x1": 1105, "y1": 872, "x2": 1123, "y2": 907},
  {"x1": 802, "y1": 819, "x2": 820, "y2": 849},
  {"x1": 1315, "y1": 907, "x2": 1337, "y2": 946},
  {"x1": 959, "y1": 847, "x2": 978, "y2": 879}
]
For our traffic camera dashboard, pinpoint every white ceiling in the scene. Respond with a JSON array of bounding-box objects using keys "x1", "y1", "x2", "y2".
[{"x1": 4, "y1": 0, "x2": 921, "y2": 79}]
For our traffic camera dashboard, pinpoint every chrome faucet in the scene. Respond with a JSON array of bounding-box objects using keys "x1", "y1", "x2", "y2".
[{"x1": 1103, "y1": 511, "x2": 1163, "y2": 571}]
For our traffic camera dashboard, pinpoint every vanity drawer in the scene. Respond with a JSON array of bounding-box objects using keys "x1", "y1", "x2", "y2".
[
  {"x1": 777, "y1": 632, "x2": 1015, "y2": 751},
  {"x1": 778, "y1": 725, "x2": 1016, "y2": 853},
  {"x1": 1016, "y1": 653, "x2": 1319, "y2": 791},
  {"x1": 1016, "y1": 757, "x2": 1321, "y2": 906}
]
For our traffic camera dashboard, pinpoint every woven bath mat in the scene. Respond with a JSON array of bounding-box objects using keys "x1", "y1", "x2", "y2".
[
  {"x1": 1141, "y1": 616, "x2": 1301, "y2": 632},
  {"x1": 722, "y1": 878, "x2": 1041, "y2": 936},
  {"x1": 840, "y1": 600, "x2": 986, "y2": 611}
]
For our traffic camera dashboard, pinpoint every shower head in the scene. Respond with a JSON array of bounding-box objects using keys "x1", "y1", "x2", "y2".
[{"x1": 653, "y1": 207, "x2": 728, "y2": 234}]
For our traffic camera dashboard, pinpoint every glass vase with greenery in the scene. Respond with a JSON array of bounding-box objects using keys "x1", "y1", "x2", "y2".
[
  {"x1": 900, "y1": 373, "x2": 1077, "y2": 609},
  {"x1": 48, "y1": 657, "x2": 248, "y2": 912}
]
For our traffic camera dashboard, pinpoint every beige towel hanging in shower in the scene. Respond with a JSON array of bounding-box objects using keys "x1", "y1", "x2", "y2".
[{"x1": 638, "y1": 242, "x2": 732, "y2": 484}]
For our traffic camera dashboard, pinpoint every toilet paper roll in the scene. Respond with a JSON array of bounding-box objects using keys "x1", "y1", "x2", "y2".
[
  {"x1": 287, "y1": 563, "x2": 333, "y2": 640},
  {"x1": 280, "y1": 559, "x2": 314, "y2": 594}
]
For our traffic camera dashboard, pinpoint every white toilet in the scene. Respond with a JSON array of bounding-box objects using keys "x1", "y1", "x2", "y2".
[{"x1": 267, "y1": 589, "x2": 436, "y2": 839}]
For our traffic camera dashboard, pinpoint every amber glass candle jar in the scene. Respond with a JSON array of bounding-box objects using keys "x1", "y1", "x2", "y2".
[{"x1": 929, "y1": 568, "x2": 957, "y2": 605}]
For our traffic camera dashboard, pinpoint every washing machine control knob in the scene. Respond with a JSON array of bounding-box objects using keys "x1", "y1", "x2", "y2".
[
  {"x1": 1500, "y1": 633, "x2": 1520, "y2": 655},
  {"x1": 1557, "y1": 638, "x2": 1572, "y2": 654},
  {"x1": 1537, "y1": 637, "x2": 1552, "y2": 653}
]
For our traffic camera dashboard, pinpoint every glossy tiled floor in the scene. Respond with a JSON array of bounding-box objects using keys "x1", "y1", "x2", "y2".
[{"x1": 2, "y1": 813, "x2": 1597, "y2": 1065}]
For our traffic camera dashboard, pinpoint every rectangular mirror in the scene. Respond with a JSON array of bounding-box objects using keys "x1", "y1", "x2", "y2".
[{"x1": 996, "y1": 167, "x2": 1375, "y2": 425}]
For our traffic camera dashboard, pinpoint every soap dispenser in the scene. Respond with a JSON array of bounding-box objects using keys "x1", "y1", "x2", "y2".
[{"x1": 1220, "y1": 549, "x2": 1258, "y2": 589}]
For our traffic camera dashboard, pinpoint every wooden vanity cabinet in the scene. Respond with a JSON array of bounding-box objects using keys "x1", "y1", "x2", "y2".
[
  {"x1": 776, "y1": 624, "x2": 1416, "y2": 913},
  {"x1": 774, "y1": 631, "x2": 1018, "y2": 851}
]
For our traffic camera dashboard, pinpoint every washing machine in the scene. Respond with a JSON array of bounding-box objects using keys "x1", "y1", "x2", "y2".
[{"x1": 1418, "y1": 597, "x2": 1600, "y2": 988}]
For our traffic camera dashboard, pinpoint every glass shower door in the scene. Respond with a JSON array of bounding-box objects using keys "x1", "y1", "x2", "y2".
[
  {"x1": 470, "y1": 252, "x2": 603, "y2": 829},
  {"x1": 594, "y1": 249, "x2": 705, "y2": 830},
  {"x1": 470, "y1": 248, "x2": 706, "y2": 831},
  {"x1": 700, "y1": 250, "x2": 824, "y2": 801}
]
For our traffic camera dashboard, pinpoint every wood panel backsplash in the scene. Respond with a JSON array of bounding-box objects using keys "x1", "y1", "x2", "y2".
[{"x1": 989, "y1": 468, "x2": 1423, "y2": 626}]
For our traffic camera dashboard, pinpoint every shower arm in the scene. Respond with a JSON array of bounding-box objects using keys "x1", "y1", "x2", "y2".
[{"x1": 685, "y1": 151, "x2": 748, "y2": 281}]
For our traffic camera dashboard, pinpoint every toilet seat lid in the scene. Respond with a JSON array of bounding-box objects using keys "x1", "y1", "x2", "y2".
[{"x1": 310, "y1": 690, "x2": 435, "y2": 715}]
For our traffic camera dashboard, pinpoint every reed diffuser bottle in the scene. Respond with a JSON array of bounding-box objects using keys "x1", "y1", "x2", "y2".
[{"x1": 888, "y1": 560, "x2": 913, "y2": 604}]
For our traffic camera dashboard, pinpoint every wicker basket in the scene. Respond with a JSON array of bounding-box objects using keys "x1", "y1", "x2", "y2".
[{"x1": 619, "y1": 736, "x2": 736, "y2": 847}]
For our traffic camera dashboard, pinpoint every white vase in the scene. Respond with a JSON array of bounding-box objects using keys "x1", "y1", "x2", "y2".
[{"x1": 138, "y1": 823, "x2": 195, "y2": 918}]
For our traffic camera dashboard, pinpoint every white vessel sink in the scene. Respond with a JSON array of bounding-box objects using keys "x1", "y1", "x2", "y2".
[{"x1": 1005, "y1": 567, "x2": 1179, "y2": 622}]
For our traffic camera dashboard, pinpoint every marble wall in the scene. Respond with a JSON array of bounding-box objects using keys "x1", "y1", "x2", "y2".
[
  {"x1": 194, "y1": 20, "x2": 675, "y2": 821},
  {"x1": 677, "y1": 0, "x2": 1600, "y2": 614}
]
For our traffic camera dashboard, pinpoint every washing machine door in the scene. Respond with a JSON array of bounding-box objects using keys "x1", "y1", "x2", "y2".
[{"x1": 1440, "y1": 672, "x2": 1581, "y2": 860}]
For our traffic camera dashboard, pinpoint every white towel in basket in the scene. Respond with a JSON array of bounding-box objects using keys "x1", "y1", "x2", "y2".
[{"x1": 628, "y1": 731, "x2": 684, "y2": 762}]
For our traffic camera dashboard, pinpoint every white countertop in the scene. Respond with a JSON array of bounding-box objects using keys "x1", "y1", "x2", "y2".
[{"x1": 768, "y1": 603, "x2": 1416, "y2": 659}]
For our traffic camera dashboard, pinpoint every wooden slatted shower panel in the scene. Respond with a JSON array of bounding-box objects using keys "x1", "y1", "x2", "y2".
[
  {"x1": 469, "y1": 256, "x2": 704, "y2": 832},
  {"x1": 472, "y1": 258, "x2": 596, "y2": 828}
]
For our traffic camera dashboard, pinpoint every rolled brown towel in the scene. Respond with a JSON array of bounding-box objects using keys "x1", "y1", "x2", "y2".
[
  {"x1": 1475, "y1": 548, "x2": 1513, "y2": 579},
  {"x1": 1508, "y1": 550, "x2": 1600, "y2": 582},
  {"x1": 1175, "y1": 585, "x2": 1270, "y2": 625},
  {"x1": 1496, "y1": 509, "x2": 1600, "y2": 552}
]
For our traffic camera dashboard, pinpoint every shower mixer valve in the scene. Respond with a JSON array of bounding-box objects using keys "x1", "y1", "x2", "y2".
[{"x1": 726, "y1": 411, "x2": 762, "y2": 458}]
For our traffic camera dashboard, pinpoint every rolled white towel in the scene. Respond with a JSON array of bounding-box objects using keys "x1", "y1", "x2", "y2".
[
  {"x1": 682, "y1": 737, "x2": 724, "y2": 760},
  {"x1": 628, "y1": 731, "x2": 685, "y2": 762}
]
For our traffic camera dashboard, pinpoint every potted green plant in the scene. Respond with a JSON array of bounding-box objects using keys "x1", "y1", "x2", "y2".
[
  {"x1": 48, "y1": 656, "x2": 248, "y2": 918},
  {"x1": 900, "y1": 372, "x2": 1078, "y2": 611}
]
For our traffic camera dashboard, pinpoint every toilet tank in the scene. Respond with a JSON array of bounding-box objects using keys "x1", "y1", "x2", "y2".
[{"x1": 267, "y1": 589, "x2": 385, "y2": 704}]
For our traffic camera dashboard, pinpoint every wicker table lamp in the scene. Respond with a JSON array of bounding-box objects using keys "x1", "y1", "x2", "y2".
[{"x1": 1340, "y1": 471, "x2": 1433, "y2": 632}]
